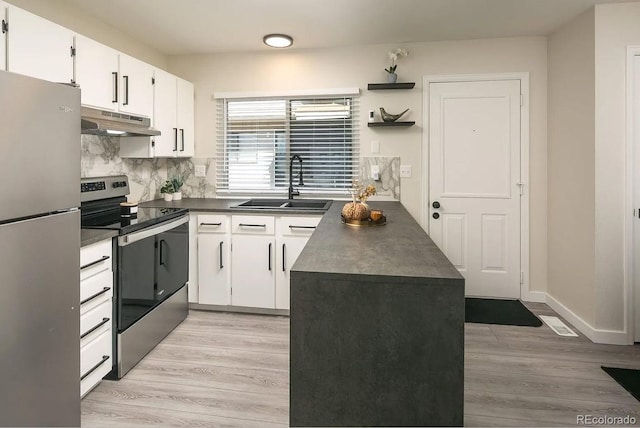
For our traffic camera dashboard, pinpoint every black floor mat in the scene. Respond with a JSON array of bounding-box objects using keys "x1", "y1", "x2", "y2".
[
  {"x1": 602, "y1": 366, "x2": 640, "y2": 402},
  {"x1": 465, "y1": 298, "x2": 542, "y2": 327}
]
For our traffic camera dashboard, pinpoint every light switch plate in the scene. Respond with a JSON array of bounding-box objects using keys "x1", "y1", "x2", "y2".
[
  {"x1": 194, "y1": 165, "x2": 206, "y2": 177},
  {"x1": 400, "y1": 165, "x2": 412, "y2": 178},
  {"x1": 371, "y1": 140, "x2": 380, "y2": 154}
]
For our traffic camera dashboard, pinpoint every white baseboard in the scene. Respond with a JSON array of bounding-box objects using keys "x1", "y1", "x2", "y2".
[
  {"x1": 520, "y1": 290, "x2": 547, "y2": 303},
  {"x1": 545, "y1": 294, "x2": 632, "y2": 345}
]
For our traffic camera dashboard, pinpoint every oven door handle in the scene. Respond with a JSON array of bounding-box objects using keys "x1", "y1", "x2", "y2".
[{"x1": 118, "y1": 215, "x2": 189, "y2": 247}]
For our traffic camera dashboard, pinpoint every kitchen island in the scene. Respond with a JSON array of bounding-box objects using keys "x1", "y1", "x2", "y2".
[{"x1": 290, "y1": 201, "x2": 464, "y2": 427}]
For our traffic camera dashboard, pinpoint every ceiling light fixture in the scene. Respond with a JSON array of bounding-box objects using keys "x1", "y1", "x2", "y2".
[{"x1": 263, "y1": 34, "x2": 293, "y2": 48}]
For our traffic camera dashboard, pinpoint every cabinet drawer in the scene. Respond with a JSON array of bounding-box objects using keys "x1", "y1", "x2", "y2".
[
  {"x1": 197, "y1": 214, "x2": 229, "y2": 234},
  {"x1": 80, "y1": 329, "x2": 112, "y2": 397},
  {"x1": 80, "y1": 239, "x2": 112, "y2": 281},
  {"x1": 80, "y1": 270, "x2": 113, "y2": 314},
  {"x1": 232, "y1": 215, "x2": 275, "y2": 235},
  {"x1": 80, "y1": 300, "x2": 111, "y2": 344},
  {"x1": 279, "y1": 216, "x2": 322, "y2": 237}
]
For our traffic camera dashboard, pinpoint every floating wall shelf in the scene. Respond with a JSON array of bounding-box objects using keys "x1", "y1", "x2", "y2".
[
  {"x1": 368, "y1": 121, "x2": 415, "y2": 127},
  {"x1": 367, "y1": 82, "x2": 415, "y2": 90}
]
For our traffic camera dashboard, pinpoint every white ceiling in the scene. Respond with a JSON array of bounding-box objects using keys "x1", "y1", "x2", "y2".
[{"x1": 65, "y1": 0, "x2": 629, "y2": 55}]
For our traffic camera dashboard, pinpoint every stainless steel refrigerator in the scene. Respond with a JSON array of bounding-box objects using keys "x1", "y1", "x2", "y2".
[{"x1": 0, "y1": 71, "x2": 81, "y2": 426}]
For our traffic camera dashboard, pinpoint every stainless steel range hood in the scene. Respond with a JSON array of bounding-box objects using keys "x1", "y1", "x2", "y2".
[{"x1": 81, "y1": 106, "x2": 160, "y2": 137}]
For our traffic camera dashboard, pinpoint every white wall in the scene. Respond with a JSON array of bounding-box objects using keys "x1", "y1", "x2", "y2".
[
  {"x1": 594, "y1": 2, "x2": 640, "y2": 333},
  {"x1": 547, "y1": 9, "x2": 596, "y2": 327},
  {"x1": 168, "y1": 36, "x2": 549, "y2": 294},
  {"x1": 4, "y1": 0, "x2": 167, "y2": 68}
]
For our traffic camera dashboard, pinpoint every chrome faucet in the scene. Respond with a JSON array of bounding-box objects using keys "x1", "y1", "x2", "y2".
[{"x1": 288, "y1": 155, "x2": 304, "y2": 199}]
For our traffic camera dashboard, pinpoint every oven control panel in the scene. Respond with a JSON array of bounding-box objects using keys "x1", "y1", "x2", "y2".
[
  {"x1": 81, "y1": 181, "x2": 106, "y2": 193},
  {"x1": 80, "y1": 175, "x2": 130, "y2": 203}
]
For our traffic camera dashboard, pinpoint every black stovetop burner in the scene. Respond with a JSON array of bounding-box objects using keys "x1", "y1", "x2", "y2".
[
  {"x1": 81, "y1": 205, "x2": 188, "y2": 235},
  {"x1": 80, "y1": 175, "x2": 188, "y2": 235}
]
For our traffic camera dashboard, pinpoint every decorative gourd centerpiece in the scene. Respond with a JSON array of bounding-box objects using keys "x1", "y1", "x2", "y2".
[{"x1": 342, "y1": 181, "x2": 377, "y2": 221}]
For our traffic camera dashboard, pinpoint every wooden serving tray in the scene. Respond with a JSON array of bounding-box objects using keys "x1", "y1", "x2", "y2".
[{"x1": 341, "y1": 215, "x2": 387, "y2": 227}]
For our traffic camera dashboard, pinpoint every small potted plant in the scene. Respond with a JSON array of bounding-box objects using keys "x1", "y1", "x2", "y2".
[
  {"x1": 384, "y1": 48, "x2": 408, "y2": 83},
  {"x1": 171, "y1": 175, "x2": 184, "y2": 200},
  {"x1": 160, "y1": 180, "x2": 175, "y2": 202}
]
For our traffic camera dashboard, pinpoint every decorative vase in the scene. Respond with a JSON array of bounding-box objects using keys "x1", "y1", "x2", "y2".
[
  {"x1": 341, "y1": 201, "x2": 370, "y2": 221},
  {"x1": 163, "y1": 193, "x2": 173, "y2": 202},
  {"x1": 173, "y1": 191, "x2": 182, "y2": 201},
  {"x1": 387, "y1": 72, "x2": 397, "y2": 84}
]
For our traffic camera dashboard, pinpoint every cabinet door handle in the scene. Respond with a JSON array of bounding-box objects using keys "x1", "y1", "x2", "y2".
[
  {"x1": 80, "y1": 317, "x2": 110, "y2": 339},
  {"x1": 159, "y1": 239, "x2": 166, "y2": 266},
  {"x1": 80, "y1": 255, "x2": 110, "y2": 271},
  {"x1": 219, "y1": 241, "x2": 224, "y2": 269},
  {"x1": 180, "y1": 129, "x2": 185, "y2": 151},
  {"x1": 282, "y1": 243, "x2": 286, "y2": 272},
  {"x1": 268, "y1": 243, "x2": 272, "y2": 271},
  {"x1": 122, "y1": 75, "x2": 129, "y2": 105},
  {"x1": 80, "y1": 287, "x2": 111, "y2": 305},
  {"x1": 288, "y1": 225, "x2": 316, "y2": 230},
  {"x1": 112, "y1": 72, "x2": 118, "y2": 103},
  {"x1": 173, "y1": 128, "x2": 178, "y2": 151},
  {"x1": 81, "y1": 355, "x2": 110, "y2": 381},
  {"x1": 200, "y1": 222, "x2": 221, "y2": 227},
  {"x1": 239, "y1": 223, "x2": 266, "y2": 228}
]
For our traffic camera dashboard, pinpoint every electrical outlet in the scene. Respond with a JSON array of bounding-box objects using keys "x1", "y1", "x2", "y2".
[
  {"x1": 194, "y1": 165, "x2": 206, "y2": 177},
  {"x1": 371, "y1": 140, "x2": 380, "y2": 154},
  {"x1": 371, "y1": 165, "x2": 380, "y2": 181},
  {"x1": 400, "y1": 165, "x2": 412, "y2": 178}
]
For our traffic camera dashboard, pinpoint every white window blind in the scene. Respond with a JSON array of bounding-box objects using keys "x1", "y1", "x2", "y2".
[{"x1": 216, "y1": 94, "x2": 359, "y2": 196}]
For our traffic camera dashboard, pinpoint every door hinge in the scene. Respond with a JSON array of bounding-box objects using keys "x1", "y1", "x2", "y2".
[
  {"x1": 70, "y1": 46, "x2": 76, "y2": 57},
  {"x1": 520, "y1": 271, "x2": 524, "y2": 285},
  {"x1": 151, "y1": 139, "x2": 155, "y2": 148},
  {"x1": 152, "y1": 77, "x2": 155, "y2": 85},
  {"x1": 2, "y1": 19, "x2": 8, "y2": 34},
  {"x1": 516, "y1": 182, "x2": 524, "y2": 195},
  {"x1": 520, "y1": 94, "x2": 524, "y2": 107}
]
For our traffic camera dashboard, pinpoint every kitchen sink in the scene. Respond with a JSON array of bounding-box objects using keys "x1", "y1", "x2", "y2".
[{"x1": 231, "y1": 199, "x2": 332, "y2": 210}]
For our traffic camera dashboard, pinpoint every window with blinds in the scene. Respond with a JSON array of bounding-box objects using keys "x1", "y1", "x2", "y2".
[{"x1": 216, "y1": 94, "x2": 359, "y2": 196}]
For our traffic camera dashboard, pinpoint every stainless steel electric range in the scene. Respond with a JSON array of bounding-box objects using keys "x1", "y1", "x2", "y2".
[{"x1": 81, "y1": 175, "x2": 189, "y2": 378}]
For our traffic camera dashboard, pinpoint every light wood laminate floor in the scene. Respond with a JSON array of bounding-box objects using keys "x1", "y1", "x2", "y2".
[{"x1": 81, "y1": 303, "x2": 640, "y2": 427}]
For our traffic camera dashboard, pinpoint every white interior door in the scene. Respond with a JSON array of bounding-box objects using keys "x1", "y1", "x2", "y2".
[
  {"x1": 429, "y1": 79, "x2": 521, "y2": 298},
  {"x1": 632, "y1": 54, "x2": 640, "y2": 343}
]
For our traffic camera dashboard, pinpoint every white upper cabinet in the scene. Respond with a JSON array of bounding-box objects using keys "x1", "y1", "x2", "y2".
[
  {"x1": 176, "y1": 77, "x2": 195, "y2": 157},
  {"x1": 74, "y1": 35, "x2": 119, "y2": 111},
  {"x1": 152, "y1": 68, "x2": 178, "y2": 157},
  {"x1": 75, "y1": 38, "x2": 153, "y2": 119},
  {"x1": 119, "y1": 53, "x2": 153, "y2": 118},
  {"x1": 0, "y1": 2, "x2": 7, "y2": 71},
  {"x1": 149, "y1": 68, "x2": 194, "y2": 158},
  {"x1": 6, "y1": 6, "x2": 73, "y2": 83}
]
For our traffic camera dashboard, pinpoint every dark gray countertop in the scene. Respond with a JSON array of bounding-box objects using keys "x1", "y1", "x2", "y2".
[
  {"x1": 292, "y1": 201, "x2": 463, "y2": 282},
  {"x1": 81, "y1": 229, "x2": 117, "y2": 248},
  {"x1": 140, "y1": 198, "x2": 330, "y2": 215}
]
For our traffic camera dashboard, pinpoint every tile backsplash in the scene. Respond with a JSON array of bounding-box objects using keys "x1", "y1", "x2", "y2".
[
  {"x1": 81, "y1": 137, "x2": 400, "y2": 202},
  {"x1": 360, "y1": 157, "x2": 400, "y2": 200},
  {"x1": 81, "y1": 135, "x2": 167, "y2": 202}
]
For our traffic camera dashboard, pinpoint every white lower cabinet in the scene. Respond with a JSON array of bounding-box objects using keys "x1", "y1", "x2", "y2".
[
  {"x1": 231, "y1": 215, "x2": 276, "y2": 308},
  {"x1": 197, "y1": 214, "x2": 231, "y2": 305},
  {"x1": 79, "y1": 239, "x2": 113, "y2": 397},
  {"x1": 275, "y1": 216, "x2": 321, "y2": 310},
  {"x1": 190, "y1": 211, "x2": 321, "y2": 311}
]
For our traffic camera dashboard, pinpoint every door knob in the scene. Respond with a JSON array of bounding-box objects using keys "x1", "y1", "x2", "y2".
[
  {"x1": 432, "y1": 212, "x2": 440, "y2": 219},
  {"x1": 432, "y1": 201, "x2": 440, "y2": 209}
]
